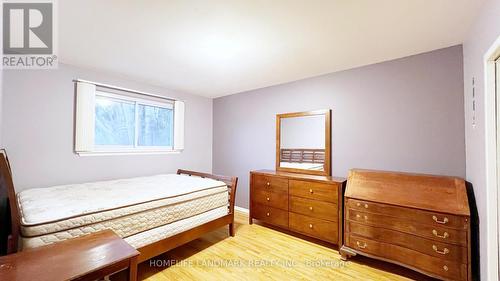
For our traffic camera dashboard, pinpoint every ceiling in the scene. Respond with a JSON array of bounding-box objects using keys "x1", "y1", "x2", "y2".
[{"x1": 59, "y1": 0, "x2": 485, "y2": 98}]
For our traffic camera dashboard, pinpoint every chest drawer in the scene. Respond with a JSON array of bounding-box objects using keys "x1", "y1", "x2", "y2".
[
  {"x1": 253, "y1": 174, "x2": 288, "y2": 193},
  {"x1": 289, "y1": 196, "x2": 337, "y2": 221},
  {"x1": 347, "y1": 199, "x2": 468, "y2": 230},
  {"x1": 347, "y1": 222, "x2": 466, "y2": 263},
  {"x1": 347, "y1": 209, "x2": 467, "y2": 246},
  {"x1": 252, "y1": 203, "x2": 288, "y2": 228},
  {"x1": 347, "y1": 234, "x2": 467, "y2": 281},
  {"x1": 289, "y1": 212, "x2": 338, "y2": 243},
  {"x1": 252, "y1": 189, "x2": 288, "y2": 210},
  {"x1": 289, "y1": 180, "x2": 338, "y2": 203}
]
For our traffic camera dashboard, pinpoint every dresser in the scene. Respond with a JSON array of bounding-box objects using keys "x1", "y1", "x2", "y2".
[
  {"x1": 249, "y1": 170, "x2": 346, "y2": 245},
  {"x1": 340, "y1": 169, "x2": 471, "y2": 281}
]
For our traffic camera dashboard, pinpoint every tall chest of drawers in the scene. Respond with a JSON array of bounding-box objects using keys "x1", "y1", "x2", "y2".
[
  {"x1": 340, "y1": 169, "x2": 471, "y2": 281},
  {"x1": 249, "y1": 170, "x2": 346, "y2": 245}
]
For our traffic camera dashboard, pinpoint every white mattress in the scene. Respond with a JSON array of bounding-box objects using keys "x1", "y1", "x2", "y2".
[
  {"x1": 18, "y1": 174, "x2": 229, "y2": 249},
  {"x1": 125, "y1": 206, "x2": 228, "y2": 249}
]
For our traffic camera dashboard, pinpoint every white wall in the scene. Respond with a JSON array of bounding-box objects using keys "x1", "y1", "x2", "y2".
[
  {"x1": 0, "y1": 69, "x2": 3, "y2": 145},
  {"x1": 463, "y1": 0, "x2": 500, "y2": 280},
  {"x1": 0, "y1": 3, "x2": 2, "y2": 146},
  {"x1": 2, "y1": 63, "x2": 213, "y2": 191}
]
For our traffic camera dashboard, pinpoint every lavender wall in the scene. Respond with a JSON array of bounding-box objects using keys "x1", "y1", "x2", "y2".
[
  {"x1": 213, "y1": 45, "x2": 465, "y2": 209},
  {"x1": 2, "y1": 64, "x2": 213, "y2": 191},
  {"x1": 463, "y1": 0, "x2": 500, "y2": 279}
]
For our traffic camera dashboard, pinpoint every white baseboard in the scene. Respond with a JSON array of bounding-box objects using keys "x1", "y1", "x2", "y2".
[{"x1": 234, "y1": 206, "x2": 249, "y2": 214}]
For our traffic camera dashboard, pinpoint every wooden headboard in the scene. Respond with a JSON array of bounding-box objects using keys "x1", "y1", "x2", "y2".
[
  {"x1": 280, "y1": 148, "x2": 325, "y2": 164},
  {"x1": 0, "y1": 149, "x2": 20, "y2": 254}
]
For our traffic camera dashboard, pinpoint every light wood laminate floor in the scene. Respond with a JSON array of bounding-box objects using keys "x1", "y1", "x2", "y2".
[{"x1": 114, "y1": 211, "x2": 435, "y2": 281}]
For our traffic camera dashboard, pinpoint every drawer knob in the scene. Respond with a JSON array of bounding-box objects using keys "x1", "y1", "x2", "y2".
[
  {"x1": 356, "y1": 241, "x2": 367, "y2": 249},
  {"x1": 266, "y1": 182, "x2": 270, "y2": 187},
  {"x1": 356, "y1": 202, "x2": 361, "y2": 207},
  {"x1": 309, "y1": 224, "x2": 313, "y2": 229},
  {"x1": 266, "y1": 212, "x2": 270, "y2": 217},
  {"x1": 443, "y1": 265, "x2": 449, "y2": 272},
  {"x1": 266, "y1": 197, "x2": 270, "y2": 201},
  {"x1": 364, "y1": 204, "x2": 368, "y2": 209},
  {"x1": 432, "y1": 215, "x2": 449, "y2": 224},
  {"x1": 309, "y1": 188, "x2": 314, "y2": 194},
  {"x1": 432, "y1": 245, "x2": 449, "y2": 255},
  {"x1": 432, "y1": 229, "x2": 449, "y2": 239},
  {"x1": 309, "y1": 206, "x2": 313, "y2": 211},
  {"x1": 356, "y1": 214, "x2": 368, "y2": 220}
]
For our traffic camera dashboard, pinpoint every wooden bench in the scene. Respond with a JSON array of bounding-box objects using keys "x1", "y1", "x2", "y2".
[{"x1": 0, "y1": 230, "x2": 139, "y2": 281}]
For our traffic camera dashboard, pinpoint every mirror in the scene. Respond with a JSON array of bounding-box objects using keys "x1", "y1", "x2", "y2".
[{"x1": 276, "y1": 110, "x2": 331, "y2": 176}]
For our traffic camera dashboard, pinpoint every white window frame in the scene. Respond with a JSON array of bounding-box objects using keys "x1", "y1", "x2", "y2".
[{"x1": 74, "y1": 80, "x2": 184, "y2": 156}]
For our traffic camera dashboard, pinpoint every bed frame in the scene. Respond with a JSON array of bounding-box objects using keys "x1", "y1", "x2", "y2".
[
  {"x1": 138, "y1": 169, "x2": 238, "y2": 263},
  {"x1": 0, "y1": 149, "x2": 238, "y2": 265}
]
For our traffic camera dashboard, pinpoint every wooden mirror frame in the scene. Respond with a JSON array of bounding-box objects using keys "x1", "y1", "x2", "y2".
[{"x1": 276, "y1": 109, "x2": 331, "y2": 176}]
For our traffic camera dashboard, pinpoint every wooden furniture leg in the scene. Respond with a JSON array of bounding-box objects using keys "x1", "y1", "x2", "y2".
[
  {"x1": 128, "y1": 256, "x2": 138, "y2": 281},
  {"x1": 339, "y1": 245, "x2": 356, "y2": 261}
]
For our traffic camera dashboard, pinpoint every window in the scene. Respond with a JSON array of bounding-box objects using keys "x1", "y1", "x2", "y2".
[
  {"x1": 93, "y1": 92, "x2": 174, "y2": 149},
  {"x1": 75, "y1": 81, "x2": 184, "y2": 155},
  {"x1": 94, "y1": 95, "x2": 136, "y2": 146}
]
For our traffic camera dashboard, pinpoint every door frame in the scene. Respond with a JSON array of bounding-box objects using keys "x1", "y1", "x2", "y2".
[{"x1": 485, "y1": 34, "x2": 500, "y2": 281}]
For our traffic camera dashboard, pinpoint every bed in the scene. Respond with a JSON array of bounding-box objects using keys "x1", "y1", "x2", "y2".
[{"x1": 0, "y1": 149, "x2": 238, "y2": 266}]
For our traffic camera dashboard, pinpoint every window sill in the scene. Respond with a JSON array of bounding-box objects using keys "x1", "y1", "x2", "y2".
[{"x1": 76, "y1": 150, "x2": 182, "y2": 156}]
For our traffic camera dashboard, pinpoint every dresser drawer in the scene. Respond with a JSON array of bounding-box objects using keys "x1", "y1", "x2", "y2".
[
  {"x1": 347, "y1": 234, "x2": 467, "y2": 281},
  {"x1": 347, "y1": 209, "x2": 467, "y2": 246},
  {"x1": 252, "y1": 189, "x2": 288, "y2": 210},
  {"x1": 289, "y1": 212, "x2": 338, "y2": 243},
  {"x1": 289, "y1": 180, "x2": 337, "y2": 203},
  {"x1": 347, "y1": 222, "x2": 466, "y2": 263},
  {"x1": 252, "y1": 203, "x2": 288, "y2": 228},
  {"x1": 253, "y1": 174, "x2": 288, "y2": 193},
  {"x1": 289, "y1": 196, "x2": 337, "y2": 221},
  {"x1": 347, "y1": 199, "x2": 468, "y2": 230}
]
